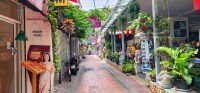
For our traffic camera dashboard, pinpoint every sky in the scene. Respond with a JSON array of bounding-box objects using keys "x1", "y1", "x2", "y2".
[{"x1": 79, "y1": 0, "x2": 118, "y2": 11}]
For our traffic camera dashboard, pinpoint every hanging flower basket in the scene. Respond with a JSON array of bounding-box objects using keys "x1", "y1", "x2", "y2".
[
  {"x1": 61, "y1": 19, "x2": 75, "y2": 33},
  {"x1": 131, "y1": 28, "x2": 135, "y2": 34},
  {"x1": 125, "y1": 30, "x2": 129, "y2": 37}
]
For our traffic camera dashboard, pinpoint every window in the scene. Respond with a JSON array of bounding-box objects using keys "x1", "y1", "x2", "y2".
[{"x1": 174, "y1": 21, "x2": 187, "y2": 37}]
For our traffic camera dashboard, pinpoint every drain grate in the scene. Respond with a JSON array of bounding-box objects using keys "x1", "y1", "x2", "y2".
[
  {"x1": 89, "y1": 86, "x2": 99, "y2": 93},
  {"x1": 82, "y1": 67, "x2": 94, "y2": 72}
]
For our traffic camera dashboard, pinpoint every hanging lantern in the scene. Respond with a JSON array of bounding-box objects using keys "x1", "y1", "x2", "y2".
[
  {"x1": 141, "y1": 25, "x2": 146, "y2": 31},
  {"x1": 118, "y1": 33, "x2": 122, "y2": 39},
  {"x1": 194, "y1": 0, "x2": 200, "y2": 11},
  {"x1": 131, "y1": 28, "x2": 135, "y2": 34},
  {"x1": 125, "y1": 30, "x2": 129, "y2": 37},
  {"x1": 129, "y1": 30, "x2": 132, "y2": 34}
]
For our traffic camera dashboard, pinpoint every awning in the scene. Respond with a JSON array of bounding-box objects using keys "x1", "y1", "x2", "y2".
[{"x1": 18, "y1": 0, "x2": 47, "y2": 17}]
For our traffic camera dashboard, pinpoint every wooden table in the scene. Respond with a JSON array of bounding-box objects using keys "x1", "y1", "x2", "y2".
[{"x1": 21, "y1": 61, "x2": 46, "y2": 93}]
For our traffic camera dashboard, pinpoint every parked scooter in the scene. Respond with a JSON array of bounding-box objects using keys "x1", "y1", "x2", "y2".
[{"x1": 70, "y1": 53, "x2": 79, "y2": 75}]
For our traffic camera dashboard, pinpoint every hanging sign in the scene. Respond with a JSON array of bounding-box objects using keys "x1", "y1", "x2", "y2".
[
  {"x1": 194, "y1": 0, "x2": 200, "y2": 11},
  {"x1": 54, "y1": 0, "x2": 68, "y2": 6}
]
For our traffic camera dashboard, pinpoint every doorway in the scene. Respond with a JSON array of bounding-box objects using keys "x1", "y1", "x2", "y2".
[{"x1": 0, "y1": 16, "x2": 17, "y2": 93}]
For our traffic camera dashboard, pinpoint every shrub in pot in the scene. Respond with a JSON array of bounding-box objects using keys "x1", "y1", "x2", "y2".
[
  {"x1": 122, "y1": 60, "x2": 135, "y2": 75},
  {"x1": 113, "y1": 52, "x2": 120, "y2": 64},
  {"x1": 157, "y1": 45, "x2": 198, "y2": 91},
  {"x1": 149, "y1": 68, "x2": 156, "y2": 82}
]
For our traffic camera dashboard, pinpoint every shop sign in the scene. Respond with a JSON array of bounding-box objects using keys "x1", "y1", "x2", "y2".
[
  {"x1": 29, "y1": 48, "x2": 42, "y2": 60},
  {"x1": 27, "y1": 45, "x2": 50, "y2": 62},
  {"x1": 194, "y1": 0, "x2": 200, "y2": 11},
  {"x1": 32, "y1": 30, "x2": 42, "y2": 37},
  {"x1": 54, "y1": 0, "x2": 68, "y2": 6}
]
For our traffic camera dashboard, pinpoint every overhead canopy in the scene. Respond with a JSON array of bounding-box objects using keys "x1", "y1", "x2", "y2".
[
  {"x1": 100, "y1": 0, "x2": 199, "y2": 34},
  {"x1": 99, "y1": 0, "x2": 132, "y2": 33}
]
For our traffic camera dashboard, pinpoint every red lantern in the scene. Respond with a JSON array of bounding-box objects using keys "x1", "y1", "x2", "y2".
[
  {"x1": 141, "y1": 25, "x2": 146, "y2": 31},
  {"x1": 129, "y1": 30, "x2": 132, "y2": 34},
  {"x1": 194, "y1": 0, "x2": 200, "y2": 11},
  {"x1": 118, "y1": 33, "x2": 122, "y2": 39},
  {"x1": 131, "y1": 28, "x2": 135, "y2": 34},
  {"x1": 125, "y1": 30, "x2": 129, "y2": 37}
]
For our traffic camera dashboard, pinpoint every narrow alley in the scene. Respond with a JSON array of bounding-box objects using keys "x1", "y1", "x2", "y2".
[{"x1": 55, "y1": 55, "x2": 149, "y2": 93}]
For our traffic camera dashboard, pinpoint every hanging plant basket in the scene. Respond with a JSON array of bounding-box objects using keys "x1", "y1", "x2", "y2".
[{"x1": 125, "y1": 30, "x2": 129, "y2": 37}]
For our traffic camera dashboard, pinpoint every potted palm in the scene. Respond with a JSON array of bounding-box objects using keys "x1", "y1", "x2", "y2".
[{"x1": 157, "y1": 45, "x2": 198, "y2": 91}]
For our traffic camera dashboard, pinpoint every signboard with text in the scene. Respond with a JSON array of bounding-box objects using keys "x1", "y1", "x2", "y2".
[{"x1": 54, "y1": 0, "x2": 68, "y2": 6}]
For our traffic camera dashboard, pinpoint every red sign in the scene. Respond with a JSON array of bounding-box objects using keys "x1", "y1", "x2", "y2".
[
  {"x1": 27, "y1": 45, "x2": 50, "y2": 62},
  {"x1": 194, "y1": 0, "x2": 200, "y2": 11}
]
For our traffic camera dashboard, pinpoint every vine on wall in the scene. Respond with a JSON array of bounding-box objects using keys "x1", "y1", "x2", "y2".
[{"x1": 48, "y1": 1, "x2": 60, "y2": 72}]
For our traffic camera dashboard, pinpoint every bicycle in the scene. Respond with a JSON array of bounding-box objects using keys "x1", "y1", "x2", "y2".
[{"x1": 62, "y1": 60, "x2": 71, "y2": 82}]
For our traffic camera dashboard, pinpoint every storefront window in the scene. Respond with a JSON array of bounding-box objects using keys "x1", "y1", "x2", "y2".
[{"x1": 174, "y1": 21, "x2": 187, "y2": 37}]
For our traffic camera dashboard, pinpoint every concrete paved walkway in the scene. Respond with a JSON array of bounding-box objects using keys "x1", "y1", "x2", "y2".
[{"x1": 55, "y1": 55, "x2": 149, "y2": 93}]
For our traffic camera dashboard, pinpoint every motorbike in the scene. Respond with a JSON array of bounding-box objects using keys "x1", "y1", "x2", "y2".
[{"x1": 70, "y1": 56, "x2": 79, "y2": 75}]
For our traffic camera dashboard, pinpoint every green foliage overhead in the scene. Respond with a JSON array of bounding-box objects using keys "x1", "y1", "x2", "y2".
[
  {"x1": 157, "y1": 45, "x2": 198, "y2": 85},
  {"x1": 128, "y1": 1, "x2": 140, "y2": 20},
  {"x1": 118, "y1": 16, "x2": 127, "y2": 30},
  {"x1": 60, "y1": 3, "x2": 93, "y2": 39},
  {"x1": 155, "y1": 16, "x2": 173, "y2": 46},
  {"x1": 110, "y1": 25, "x2": 118, "y2": 32},
  {"x1": 128, "y1": 12, "x2": 153, "y2": 34},
  {"x1": 88, "y1": 7, "x2": 113, "y2": 21}
]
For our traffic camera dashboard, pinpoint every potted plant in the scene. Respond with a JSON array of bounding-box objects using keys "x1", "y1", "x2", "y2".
[
  {"x1": 121, "y1": 59, "x2": 135, "y2": 75},
  {"x1": 149, "y1": 68, "x2": 156, "y2": 82},
  {"x1": 157, "y1": 45, "x2": 198, "y2": 91},
  {"x1": 113, "y1": 52, "x2": 120, "y2": 64}
]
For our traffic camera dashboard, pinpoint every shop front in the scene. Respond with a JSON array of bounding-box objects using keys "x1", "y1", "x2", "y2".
[{"x1": 0, "y1": 0, "x2": 22, "y2": 93}]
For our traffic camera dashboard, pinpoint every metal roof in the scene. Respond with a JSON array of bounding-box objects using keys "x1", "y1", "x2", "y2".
[{"x1": 99, "y1": 0, "x2": 133, "y2": 34}]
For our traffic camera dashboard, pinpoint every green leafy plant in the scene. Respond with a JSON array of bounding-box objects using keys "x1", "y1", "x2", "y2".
[
  {"x1": 149, "y1": 68, "x2": 156, "y2": 78},
  {"x1": 157, "y1": 46, "x2": 198, "y2": 85},
  {"x1": 128, "y1": 12, "x2": 153, "y2": 35},
  {"x1": 155, "y1": 16, "x2": 173, "y2": 46},
  {"x1": 128, "y1": 1, "x2": 140, "y2": 20},
  {"x1": 48, "y1": 1, "x2": 60, "y2": 72},
  {"x1": 113, "y1": 52, "x2": 120, "y2": 62},
  {"x1": 121, "y1": 60, "x2": 135, "y2": 74}
]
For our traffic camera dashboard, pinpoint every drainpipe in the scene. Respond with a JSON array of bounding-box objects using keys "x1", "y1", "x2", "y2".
[{"x1": 152, "y1": 0, "x2": 160, "y2": 81}]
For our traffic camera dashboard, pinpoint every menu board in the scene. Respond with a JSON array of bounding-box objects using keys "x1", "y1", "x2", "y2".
[
  {"x1": 21, "y1": 61, "x2": 46, "y2": 74},
  {"x1": 141, "y1": 40, "x2": 150, "y2": 72}
]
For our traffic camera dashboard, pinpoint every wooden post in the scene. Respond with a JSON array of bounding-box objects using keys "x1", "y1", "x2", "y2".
[{"x1": 32, "y1": 74, "x2": 36, "y2": 93}]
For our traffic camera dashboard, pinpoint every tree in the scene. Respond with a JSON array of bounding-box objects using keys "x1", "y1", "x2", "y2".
[
  {"x1": 60, "y1": 3, "x2": 94, "y2": 39},
  {"x1": 88, "y1": 7, "x2": 113, "y2": 21}
]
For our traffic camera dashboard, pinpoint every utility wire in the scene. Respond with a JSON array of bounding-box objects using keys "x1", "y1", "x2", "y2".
[{"x1": 93, "y1": 0, "x2": 97, "y2": 10}]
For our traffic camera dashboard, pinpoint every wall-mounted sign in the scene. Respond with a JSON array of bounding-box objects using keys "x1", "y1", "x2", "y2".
[
  {"x1": 54, "y1": 0, "x2": 68, "y2": 6},
  {"x1": 32, "y1": 30, "x2": 42, "y2": 37},
  {"x1": 194, "y1": 0, "x2": 200, "y2": 11},
  {"x1": 27, "y1": 45, "x2": 50, "y2": 62}
]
